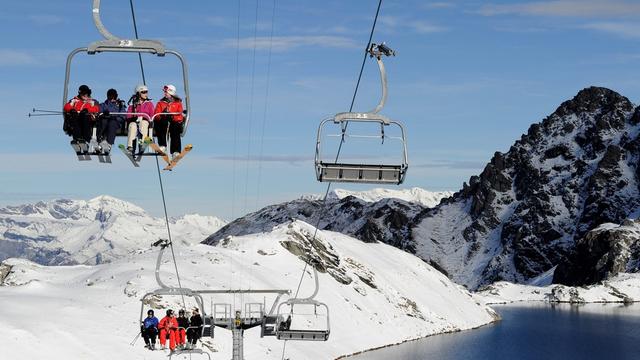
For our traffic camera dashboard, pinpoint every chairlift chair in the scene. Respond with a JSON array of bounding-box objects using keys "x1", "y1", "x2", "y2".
[
  {"x1": 275, "y1": 298, "x2": 330, "y2": 341},
  {"x1": 62, "y1": 0, "x2": 191, "y2": 159},
  {"x1": 315, "y1": 43, "x2": 408, "y2": 184}
]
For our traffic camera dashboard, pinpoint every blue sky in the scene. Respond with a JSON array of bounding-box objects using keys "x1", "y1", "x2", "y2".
[{"x1": 2, "y1": 0, "x2": 640, "y2": 220}]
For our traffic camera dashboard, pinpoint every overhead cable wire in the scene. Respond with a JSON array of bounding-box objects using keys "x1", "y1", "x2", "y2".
[
  {"x1": 282, "y1": 1, "x2": 383, "y2": 359},
  {"x1": 255, "y1": 0, "x2": 277, "y2": 209},
  {"x1": 129, "y1": 0, "x2": 186, "y2": 309}
]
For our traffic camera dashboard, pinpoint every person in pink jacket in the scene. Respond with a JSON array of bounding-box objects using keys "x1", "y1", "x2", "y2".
[{"x1": 126, "y1": 84, "x2": 155, "y2": 153}]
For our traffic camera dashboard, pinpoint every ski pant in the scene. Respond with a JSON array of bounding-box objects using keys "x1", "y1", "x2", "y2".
[
  {"x1": 66, "y1": 112, "x2": 93, "y2": 142},
  {"x1": 159, "y1": 328, "x2": 176, "y2": 350},
  {"x1": 98, "y1": 115, "x2": 122, "y2": 145},
  {"x1": 154, "y1": 117, "x2": 183, "y2": 154},
  {"x1": 127, "y1": 118, "x2": 151, "y2": 148},
  {"x1": 187, "y1": 327, "x2": 201, "y2": 344},
  {"x1": 142, "y1": 327, "x2": 158, "y2": 346},
  {"x1": 176, "y1": 328, "x2": 186, "y2": 345}
]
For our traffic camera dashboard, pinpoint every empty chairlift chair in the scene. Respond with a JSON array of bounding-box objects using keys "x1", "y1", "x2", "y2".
[{"x1": 315, "y1": 43, "x2": 408, "y2": 185}]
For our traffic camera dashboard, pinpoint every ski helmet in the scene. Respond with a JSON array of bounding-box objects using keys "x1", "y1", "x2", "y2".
[
  {"x1": 147, "y1": 309, "x2": 154, "y2": 315},
  {"x1": 166, "y1": 309, "x2": 174, "y2": 316},
  {"x1": 163, "y1": 84, "x2": 177, "y2": 97},
  {"x1": 78, "y1": 84, "x2": 91, "y2": 96},
  {"x1": 135, "y1": 84, "x2": 148, "y2": 94}
]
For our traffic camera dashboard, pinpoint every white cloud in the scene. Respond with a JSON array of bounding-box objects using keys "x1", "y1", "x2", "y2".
[
  {"x1": 478, "y1": 1, "x2": 640, "y2": 18},
  {"x1": 28, "y1": 14, "x2": 64, "y2": 25},
  {"x1": 424, "y1": 2, "x2": 456, "y2": 9},
  {"x1": 409, "y1": 21, "x2": 449, "y2": 33},
  {"x1": 582, "y1": 22, "x2": 640, "y2": 39},
  {"x1": 379, "y1": 16, "x2": 449, "y2": 34},
  {"x1": 236, "y1": 35, "x2": 358, "y2": 51},
  {"x1": 0, "y1": 50, "x2": 38, "y2": 66}
]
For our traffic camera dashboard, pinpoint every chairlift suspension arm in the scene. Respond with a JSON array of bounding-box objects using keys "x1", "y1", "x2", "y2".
[{"x1": 92, "y1": 0, "x2": 119, "y2": 41}]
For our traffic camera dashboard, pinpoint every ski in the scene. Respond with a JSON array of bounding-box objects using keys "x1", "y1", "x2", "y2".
[
  {"x1": 70, "y1": 142, "x2": 90, "y2": 161},
  {"x1": 164, "y1": 144, "x2": 193, "y2": 171},
  {"x1": 135, "y1": 137, "x2": 153, "y2": 162},
  {"x1": 148, "y1": 142, "x2": 171, "y2": 166},
  {"x1": 118, "y1": 144, "x2": 140, "y2": 167}
]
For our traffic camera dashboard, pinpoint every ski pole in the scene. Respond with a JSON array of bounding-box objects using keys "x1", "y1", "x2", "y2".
[{"x1": 130, "y1": 330, "x2": 142, "y2": 346}]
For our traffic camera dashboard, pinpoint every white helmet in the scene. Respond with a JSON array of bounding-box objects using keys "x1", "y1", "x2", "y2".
[
  {"x1": 135, "y1": 84, "x2": 148, "y2": 94},
  {"x1": 163, "y1": 84, "x2": 177, "y2": 97}
]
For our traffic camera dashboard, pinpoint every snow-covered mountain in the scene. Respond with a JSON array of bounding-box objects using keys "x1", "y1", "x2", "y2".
[
  {"x1": 205, "y1": 188, "x2": 452, "y2": 253},
  {"x1": 413, "y1": 87, "x2": 640, "y2": 289},
  {"x1": 206, "y1": 87, "x2": 640, "y2": 291},
  {"x1": 0, "y1": 196, "x2": 226, "y2": 265},
  {"x1": 0, "y1": 220, "x2": 497, "y2": 360}
]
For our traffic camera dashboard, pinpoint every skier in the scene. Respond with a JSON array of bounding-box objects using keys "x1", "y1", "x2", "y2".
[
  {"x1": 126, "y1": 84, "x2": 155, "y2": 153},
  {"x1": 158, "y1": 309, "x2": 178, "y2": 351},
  {"x1": 141, "y1": 309, "x2": 159, "y2": 350},
  {"x1": 154, "y1": 84, "x2": 184, "y2": 160},
  {"x1": 63, "y1": 84, "x2": 100, "y2": 146},
  {"x1": 176, "y1": 309, "x2": 190, "y2": 350},
  {"x1": 97, "y1": 88, "x2": 126, "y2": 154},
  {"x1": 187, "y1": 307, "x2": 203, "y2": 349}
]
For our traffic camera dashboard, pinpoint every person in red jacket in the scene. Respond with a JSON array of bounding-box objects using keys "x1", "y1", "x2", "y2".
[
  {"x1": 158, "y1": 309, "x2": 179, "y2": 351},
  {"x1": 63, "y1": 84, "x2": 100, "y2": 145},
  {"x1": 154, "y1": 84, "x2": 184, "y2": 159}
]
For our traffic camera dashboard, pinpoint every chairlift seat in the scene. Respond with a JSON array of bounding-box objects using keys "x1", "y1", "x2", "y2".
[
  {"x1": 276, "y1": 329, "x2": 330, "y2": 341},
  {"x1": 317, "y1": 161, "x2": 405, "y2": 184}
]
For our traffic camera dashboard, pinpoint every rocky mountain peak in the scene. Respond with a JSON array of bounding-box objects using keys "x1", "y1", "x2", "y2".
[{"x1": 413, "y1": 87, "x2": 640, "y2": 289}]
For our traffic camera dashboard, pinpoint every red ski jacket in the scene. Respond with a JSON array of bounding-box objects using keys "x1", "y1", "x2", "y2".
[
  {"x1": 159, "y1": 316, "x2": 178, "y2": 332},
  {"x1": 63, "y1": 96, "x2": 100, "y2": 115},
  {"x1": 154, "y1": 97, "x2": 184, "y2": 122}
]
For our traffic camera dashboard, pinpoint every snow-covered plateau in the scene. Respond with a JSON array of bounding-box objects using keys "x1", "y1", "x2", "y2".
[
  {"x1": 477, "y1": 273, "x2": 640, "y2": 305},
  {"x1": 0, "y1": 220, "x2": 498, "y2": 360}
]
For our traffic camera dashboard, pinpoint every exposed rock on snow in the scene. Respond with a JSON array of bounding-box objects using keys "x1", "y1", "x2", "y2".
[
  {"x1": 0, "y1": 196, "x2": 226, "y2": 265},
  {"x1": 0, "y1": 221, "x2": 497, "y2": 360},
  {"x1": 554, "y1": 219, "x2": 640, "y2": 286}
]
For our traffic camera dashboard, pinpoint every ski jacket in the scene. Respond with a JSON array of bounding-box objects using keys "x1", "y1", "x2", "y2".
[
  {"x1": 63, "y1": 96, "x2": 100, "y2": 114},
  {"x1": 177, "y1": 316, "x2": 189, "y2": 330},
  {"x1": 190, "y1": 314, "x2": 203, "y2": 328},
  {"x1": 154, "y1": 97, "x2": 184, "y2": 122},
  {"x1": 159, "y1": 316, "x2": 178, "y2": 332},
  {"x1": 127, "y1": 99, "x2": 155, "y2": 122},
  {"x1": 100, "y1": 99, "x2": 126, "y2": 123},
  {"x1": 143, "y1": 316, "x2": 159, "y2": 329}
]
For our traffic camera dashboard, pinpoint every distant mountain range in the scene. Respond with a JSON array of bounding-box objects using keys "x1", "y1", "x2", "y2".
[{"x1": 0, "y1": 195, "x2": 226, "y2": 265}]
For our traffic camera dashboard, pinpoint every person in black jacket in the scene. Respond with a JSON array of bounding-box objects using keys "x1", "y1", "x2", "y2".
[
  {"x1": 176, "y1": 309, "x2": 190, "y2": 350},
  {"x1": 187, "y1": 307, "x2": 203, "y2": 349}
]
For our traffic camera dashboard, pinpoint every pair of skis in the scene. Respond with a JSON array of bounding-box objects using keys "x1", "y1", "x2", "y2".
[
  {"x1": 148, "y1": 143, "x2": 193, "y2": 171},
  {"x1": 118, "y1": 141, "x2": 192, "y2": 171},
  {"x1": 71, "y1": 142, "x2": 112, "y2": 163}
]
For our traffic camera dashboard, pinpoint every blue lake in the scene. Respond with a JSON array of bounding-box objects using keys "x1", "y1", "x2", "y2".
[{"x1": 350, "y1": 304, "x2": 640, "y2": 360}]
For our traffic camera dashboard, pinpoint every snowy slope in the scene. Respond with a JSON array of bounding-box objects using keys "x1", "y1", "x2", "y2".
[
  {"x1": 0, "y1": 220, "x2": 497, "y2": 360},
  {"x1": 477, "y1": 273, "x2": 640, "y2": 304},
  {"x1": 330, "y1": 188, "x2": 453, "y2": 208},
  {"x1": 0, "y1": 196, "x2": 226, "y2": 265}
]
